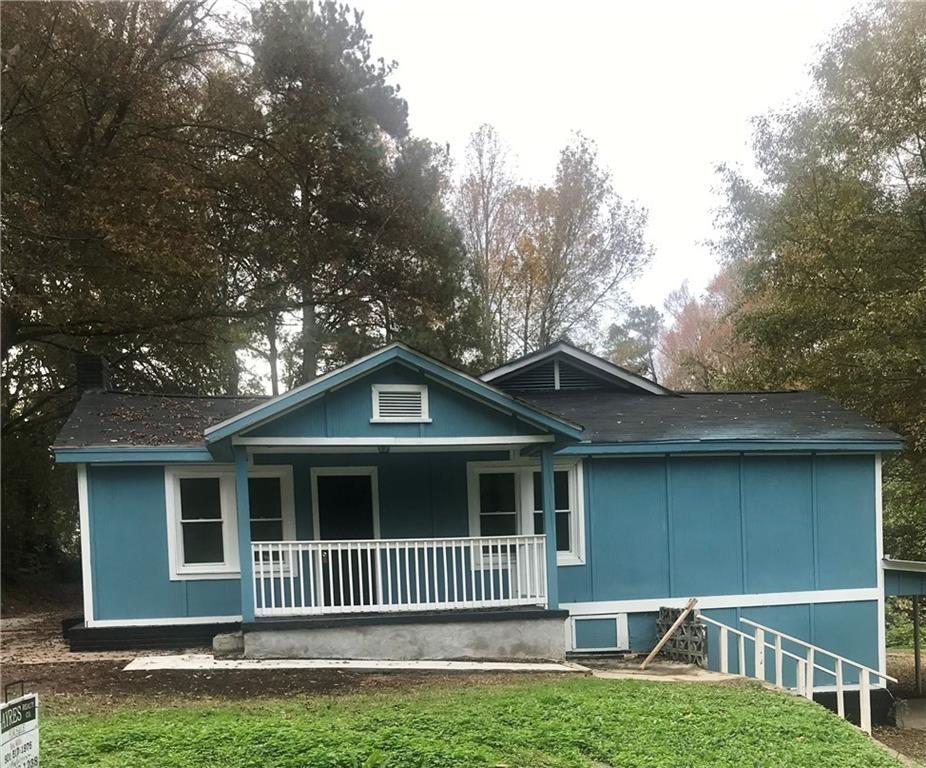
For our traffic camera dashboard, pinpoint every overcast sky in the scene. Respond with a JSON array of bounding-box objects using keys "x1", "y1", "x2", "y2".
[{"x1": 347, "y1": 0, "x2": 859, "y2": 311}]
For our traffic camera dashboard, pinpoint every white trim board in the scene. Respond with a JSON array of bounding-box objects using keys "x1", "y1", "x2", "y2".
[
  {"x1": 882, "y1": 558, "x2": 926, "y2": 572},
  {"x1": 124, "y1": 654, "x2": 582, "y2": 673},
  {"x1": 875, "y1": 453, "x2": 886, "y2": 676},
  {"x1": 562, "y1": 588, "x2": 881, "y2": 616},
  {"x1": 233, "y1": 436, "x2": 554, "y2": 447},
  {"x1": 77, "y1": 464, "x2": 94, "y2": 625},
  {"x1": 88, "y1": 615, "x2": 242, "y2": 628}
]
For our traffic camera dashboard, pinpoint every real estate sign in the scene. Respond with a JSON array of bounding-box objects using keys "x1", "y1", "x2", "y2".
[{"x1": 1, "y1": 694, "x2": 39, "y2": 768}]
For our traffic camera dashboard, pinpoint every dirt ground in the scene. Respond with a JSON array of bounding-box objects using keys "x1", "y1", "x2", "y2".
[{"x1": 0, "y1": 588, "x2": 572, "y2": 711}]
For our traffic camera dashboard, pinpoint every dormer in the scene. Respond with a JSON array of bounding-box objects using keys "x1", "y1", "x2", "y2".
[{"x1": 481, "y1": 342, "x2": 671, "y2": 395}]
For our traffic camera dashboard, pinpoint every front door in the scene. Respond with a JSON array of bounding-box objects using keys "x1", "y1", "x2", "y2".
[{"x1": 315, "y1": 470, "x2": 377, "y2": 608}]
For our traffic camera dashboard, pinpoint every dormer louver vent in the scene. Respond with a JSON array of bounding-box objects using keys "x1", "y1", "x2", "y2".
[
  {"x1": 371, "y1": 384, "x2": 430, "y2": 422},
  {"x1": 495, "y1": 359, "x2": 606, "y2": 392},
  {"x1": 500, "y1": 361, "x2": 556, "y2": 391}
]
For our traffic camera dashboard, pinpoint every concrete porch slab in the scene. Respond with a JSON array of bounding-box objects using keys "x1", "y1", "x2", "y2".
[{"x1": 124, "y1": 653, "x2": 587, "y2": 674}]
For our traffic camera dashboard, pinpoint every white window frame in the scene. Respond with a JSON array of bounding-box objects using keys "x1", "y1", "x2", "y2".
[
  {"x1": 370, "y1": 383, "x2": 431, "y2": 423},
  {"x1": 466, "y1": 459, "x2": 586, "y2": 566},
  {"x1": 248, "y1": 465, "x2": 297, "y2": 576},
  {"x1": 165, "y1": 464, "x2": 296, "y2": 581},
  {"x1": 165, "y1": 465, "x2": 239, "y2": 581}
]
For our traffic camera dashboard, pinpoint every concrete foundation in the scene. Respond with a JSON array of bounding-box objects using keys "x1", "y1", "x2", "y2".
[{"x1": 242, "y1": 611, "x2": 568, "y2": 661}]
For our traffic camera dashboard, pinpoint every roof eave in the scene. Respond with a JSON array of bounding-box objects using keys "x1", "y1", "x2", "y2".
[{"x1": 556, "y1": 438, "x2": 906, "y2": 455}]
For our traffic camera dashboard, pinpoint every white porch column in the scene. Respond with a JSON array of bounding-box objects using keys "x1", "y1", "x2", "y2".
[
  {"x1": 235, "y1": 446, "x2": 255, "y2": 622},
  {"x1": 540, "y1": 444, "x2": 559, "y2": 610}
]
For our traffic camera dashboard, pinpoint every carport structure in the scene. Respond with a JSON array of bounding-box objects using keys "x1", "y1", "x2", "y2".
[{"x1": 883, "y1": 558, "x2": 926, "y2": 694}]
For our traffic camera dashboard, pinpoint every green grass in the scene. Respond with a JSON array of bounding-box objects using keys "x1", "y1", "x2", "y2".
[{"x1": 42, "y1": 678, "x2": 899, "y2": 768}]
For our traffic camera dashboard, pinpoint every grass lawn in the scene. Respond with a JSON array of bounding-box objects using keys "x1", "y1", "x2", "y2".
[{"x1": 42, "y1": 677, "x2": 900, "y2": 768}]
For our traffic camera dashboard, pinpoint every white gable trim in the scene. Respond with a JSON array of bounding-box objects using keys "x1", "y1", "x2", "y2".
[{"x1": 481, "y1": 342, "x2": 670, "y2": 395}]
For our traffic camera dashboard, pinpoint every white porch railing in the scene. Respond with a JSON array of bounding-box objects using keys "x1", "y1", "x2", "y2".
[
  {"x1": 700, "y1": 615, "x2": 897, "y2": 734},
  {"x1": 252, "y1": 534, "x2": 547, "y2": 618}
]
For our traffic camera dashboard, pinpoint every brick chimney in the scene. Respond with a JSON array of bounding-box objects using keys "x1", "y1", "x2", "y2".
[{"x1": 75, "y1": 353, "x2": 111, "y2": 392}]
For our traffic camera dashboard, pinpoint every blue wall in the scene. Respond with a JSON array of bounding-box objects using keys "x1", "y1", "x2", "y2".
[
  {"x1": 87, "y1": 451, "x2": 879, "y2": 639},
  {"x1": 560, "y1": 453, "x2": 877, "y2": 605},
  {"x1": 252, "y1": 451, "x2": 507, "y2": 539},
  {"x1": 87, "y1": 465, "x2": 240, "y2": 621}
]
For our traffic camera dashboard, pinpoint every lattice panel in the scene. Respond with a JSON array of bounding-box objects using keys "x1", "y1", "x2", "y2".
[{"x1": 655, "y1": 607, "x2": 707, "y2": 666}]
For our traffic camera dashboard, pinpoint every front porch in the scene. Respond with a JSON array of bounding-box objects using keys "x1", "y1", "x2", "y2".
[{"x1": 227, "y1": 445, "x2": 569, "y2": 660}]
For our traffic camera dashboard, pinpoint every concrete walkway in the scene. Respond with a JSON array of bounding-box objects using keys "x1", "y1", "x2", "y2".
[
  {"x1": 124, "y1": 653, "x2": 587, "y2": 673},
  {"x1": 582, "y1": 658, "x2": 740, "y2": 685}
]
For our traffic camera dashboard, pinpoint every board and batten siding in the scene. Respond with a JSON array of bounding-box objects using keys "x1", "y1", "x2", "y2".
[
  {"x1": 565, "y1": 453, "x2": 880, "y2": 661},
  {"x1": 86, "y1": 465, "x2": 241, "y2": 622}
]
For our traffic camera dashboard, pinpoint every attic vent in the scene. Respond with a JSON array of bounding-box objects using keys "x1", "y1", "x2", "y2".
[
  {"x1": 499, "y1": 361, "x2": 555, "y2": 391},
  {"x1": 371, "y1": 384, "x2": 430, "y2": 422},
  {"x1": 557, "y1": 362, "x2": 605, "y2": 390}
]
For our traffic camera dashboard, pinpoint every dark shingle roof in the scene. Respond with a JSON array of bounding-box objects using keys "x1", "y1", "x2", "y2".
[
  {"x1": 53, "y1": 388, "x2": 902, "y2": 449},
  {"x1": 54, "y1": 391, "x2": 268, "y2": 448},
  {"x1": 516, "y1": 390, "x2": 902, "y2": 444}
]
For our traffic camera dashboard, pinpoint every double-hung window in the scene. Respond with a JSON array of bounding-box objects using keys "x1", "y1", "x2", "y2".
[
  {"x1": 166, "y1": 465, "x2": 296, "y2": 580},
  {"x1": 467, "y1": 460, "x2": 585, "y2": 565},
  {"x1": 166, "y1": 467, "x2": 238, "y2": 579},
  {"x1": 532, "y1": 470, "x2": 573, "y2": 553}
]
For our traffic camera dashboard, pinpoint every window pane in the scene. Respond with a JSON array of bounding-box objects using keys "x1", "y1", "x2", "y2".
[
  {"x1": 533, "y1": 511, "x2": 571, "y2": 552},
  {"x1": 480, "y1": 513, "x2": 517, "y2": 536},
  {"x1": 479, "y1": 473, "x2": 516, "y2": 513},
  {"x1": 251, "y1": 519, "x2": 283, "y2": 542},
  {"x1": 179, "y1": 477, "x2": 222, "y2": 520},
  {"x1": 249, "y1": 477, "x2": 282, "y2": 520},
  {"x1": 182, "y1": 521, "x2": 224, "y2": 563},
  {"x1": 555, "y1": 511, "x2": 570, "y2": 552},
  {"x1": 532, "y1": 471, "x2": 570, "y2": 511}
]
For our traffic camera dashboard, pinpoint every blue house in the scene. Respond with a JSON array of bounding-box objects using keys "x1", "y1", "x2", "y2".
[{"x1": 54, "y1": 342, "x2": 904, "y2": 710}]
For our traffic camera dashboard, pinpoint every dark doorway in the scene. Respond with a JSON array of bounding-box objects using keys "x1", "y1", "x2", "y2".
[{"x1": 315, "y1": 472, "x2": 377, "y2": 608}]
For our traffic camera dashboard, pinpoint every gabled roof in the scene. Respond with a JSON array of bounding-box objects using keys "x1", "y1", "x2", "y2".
[
  {"x1": 481, "y1": 341, "x2": 672, "y2": 395},
  {"x1": 203, "y1": 343, "x2": 584, "y2": 444}
]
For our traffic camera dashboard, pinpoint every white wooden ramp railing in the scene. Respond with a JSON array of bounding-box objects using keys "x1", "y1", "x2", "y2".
[{"x1": 700, "y1": 615, "x2": 896, "y2": 734}]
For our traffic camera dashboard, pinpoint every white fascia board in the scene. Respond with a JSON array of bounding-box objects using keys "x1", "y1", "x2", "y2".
[
  {"x1": 882, "y1": 558, "x2": 926, "y2": 572},
  {"x1": 232, "y1": 435, "x2": 555, "y2": 447}
]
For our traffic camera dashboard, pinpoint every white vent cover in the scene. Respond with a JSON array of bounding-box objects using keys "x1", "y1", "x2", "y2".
[{"x1": 371, "y1": 384, "x2": 430, "y2": 422}]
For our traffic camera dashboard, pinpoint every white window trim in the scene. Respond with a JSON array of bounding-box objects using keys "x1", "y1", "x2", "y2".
[
  {"x1": 165, "y1": 464, "x2": 296, "y2": 581},
  {"x1": 370, "y1": 383, "x2": 432, "y2": 423},
  {"x1": 466, "y1": 458, "x2": 586, "y2": 566},
  {"x1": 569, "y1": 613, "x2": 630, "y2": 652},
  {"x1": 249, "y1": 465, "x2": 297, "y2": 577},
  {"x1": 165, "y1": 465, "x2": 239, "y2": 581}
]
